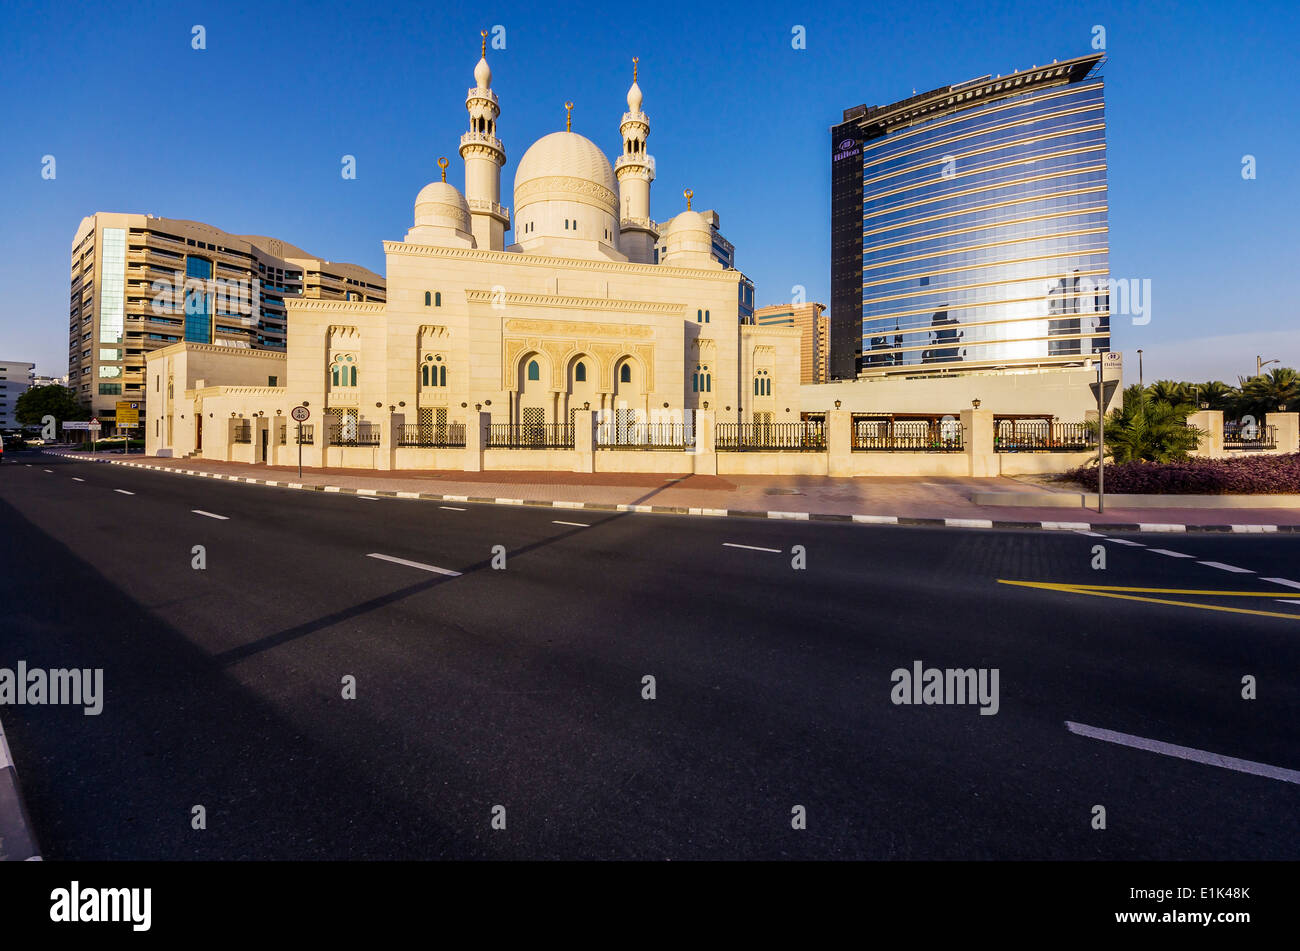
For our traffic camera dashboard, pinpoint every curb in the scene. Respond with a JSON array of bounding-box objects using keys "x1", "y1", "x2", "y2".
[
  {"x1": 0, "y1": 715, "x2": 42, "y2": 861},
  {"x1": 43, "y1": 451, "x2": 1298, "y2": 536}
]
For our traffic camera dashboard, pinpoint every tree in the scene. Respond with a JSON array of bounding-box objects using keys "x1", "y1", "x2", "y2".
[
  {"x1": 1238, "y1": 367, "x2": 1300, "y2": 420},
  {"x1": 13, "y1": 384, "x2": 86, "y2": 427},
  {"x1": 1093, "y1": 384, "x2": 1203, "y2": 463},
  {"x1": 1146, "y1": 379, "x2": 1190, "y2": 406},
  {"x1": 1196, "y1": 380, "x2": 1240, "y2": 414}
]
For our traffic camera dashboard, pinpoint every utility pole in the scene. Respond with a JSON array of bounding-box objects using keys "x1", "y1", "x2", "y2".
[
  {"x1": 1257, "y1": 355, "x2": 1279, "y2": 377},
  {"x1": 1136, "y1": 349, "x2": 1143, "y2": 390}
]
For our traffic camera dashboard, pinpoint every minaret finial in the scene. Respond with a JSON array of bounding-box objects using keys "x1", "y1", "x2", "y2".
[
  {"x1": 684, "y1": 188, "x2": 693, "y2": 210},
  {"x1": 633, "y1": 56, "x2": 638, "y2": 82},
  {"x1": 438, "y1": 157, "x2": 449, "y2": 182},
  {"x1": 481, "y1": 30, "x2": 487, "y2": 57},
  {"x1": 565, "y1": 101, "x2": 574, "y2": 132}
]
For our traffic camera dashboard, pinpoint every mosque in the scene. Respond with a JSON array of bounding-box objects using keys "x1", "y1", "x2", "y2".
[{"x1": 146, "y1": 36, "x2": 801, "y2": 466}]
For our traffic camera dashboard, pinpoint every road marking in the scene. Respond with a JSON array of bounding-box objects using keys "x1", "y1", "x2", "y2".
[
  {"x1": 1198, "y1": 561, "x2": 1252, "y2": 573},
  {"x1": 357, "y1": 496, "x2": 378, "y2": 502},
  {"x1": 72, "y1": 477, "x2": 85, "y2": 482},
  {"x1": 1262, "y1": 578, "x2": 1300, "y2": 589},
  {"x1": 552, "y1": 520, "x2": 588, "y2": 528},
  {"x1": 114, "y1": 489, "x2": 135, "y2": 495},
  {"x1": 999, "y1": 580, "x2": 1300, "y2": 621},
  {"x1": 192, "y1": 510, "x2": 229, "y2": 520},
  {"x1": 723, "y1": 542, "x2": 781, "y2": 553},
  {"x1": 1107, "y1": 539, "x2": 1145, "y2": 547},
  {"x1": 43, "y1": 468, "x2": 53, "y2": 472},
  {"x1": 365, "y1": 553, "x2": 461, "y2": 577},
  {"x1": 1072, "y1": 529, "x2": 1106, "y2": 537},
  {"x1": 1149, "y1": 548, "x2": 1193, "y2": 558},
  {"x1": 439, "y1": 506, "x2": 466, "y2": 511},
  {"x1": 945, "y1": 518, "x2": 993, "y2": 528},
  {"x1": 1066, "y1": 721, "x2": 1300, "y2": 785}
]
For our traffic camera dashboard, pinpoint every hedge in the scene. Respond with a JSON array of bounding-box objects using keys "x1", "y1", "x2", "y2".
[{"x1": 1066, "y1": 453, "x2": 1300, "y2": 494}]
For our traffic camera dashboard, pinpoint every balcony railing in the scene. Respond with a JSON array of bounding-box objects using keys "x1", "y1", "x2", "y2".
[
  {"x1": 717, "y1": 421, "x2": 826, "y2": 452},
  {"x1": 596, "y1": 422, "x2": 691, "y2": 450},
  {"x1": 397, "y1": 423, "x2": 466, "y2": 448},
  {"x1": 487, "y1": 423, "x2": 574, "y2": 449},
  {"x1": 994, "y1": 420, "x2": 1093, "y2": 452},
  {"x1": 328, "y1": 423, "x2": 380, "y2": 447},
  {"x1": 852, "y1": 419, "x2": 963, "y2": 452},
  {"x1": 1224, "y1": 425, "x2": 1277, "y2": 450}
]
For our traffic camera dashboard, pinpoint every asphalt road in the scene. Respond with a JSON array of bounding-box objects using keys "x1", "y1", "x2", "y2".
[{"x1": 1, "y1": 450, "x2": 1297, "y2": 859}]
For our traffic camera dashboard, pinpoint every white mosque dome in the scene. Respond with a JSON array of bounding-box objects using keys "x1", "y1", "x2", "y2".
[
  {"x1": 514, "y1": 131, "x2": 618, "y2": 214},
  {"x1": 407, "y1": 180, "x2": 475, "y2": 247},
  {"x1": 474, "y1": 55, "x2": 491, "y2": 89},
  {"x1": 660, "y1": 209, "x2": 719, "y2": 267},
  {"x1": 627, "y1": 80, "x2": 643, "y2": 113}
]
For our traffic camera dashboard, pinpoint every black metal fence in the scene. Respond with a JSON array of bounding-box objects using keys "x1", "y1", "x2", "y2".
[
  {"x1": 596, "y1": 422, "x2": 690, "y2": 450},
  {"x1": 398, "y1": 423, "x2": 466, "y2": 448},
  {"x1": 716, "y1": 421, "x2": 826, "y2": 452},
  {"x1": 487, "y1": 423, "x2": 575, "y2": 449},
  {"x1": 232, "y1": 421, "x2": 251, "y2": 444},
  {"x1": 852, "y1": 419, "x2": 963, "y2": 452},
  {"x1": 295, "y1": 424, "x2": 313, "y2": 445},
  {"x1": 994, "y1": 420, "x2": 1092, "y2": 452},
  {"x1": 328, "y1": 423, "x2": 380, "y2": 447},
  {"x1": 1224, "y1": 424, "x2": 1277, "y2": 450}
]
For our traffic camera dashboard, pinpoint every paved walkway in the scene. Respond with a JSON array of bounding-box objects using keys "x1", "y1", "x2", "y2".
[{"x1": 44, "y1": 450, "x2": 1300, "y2": 530}]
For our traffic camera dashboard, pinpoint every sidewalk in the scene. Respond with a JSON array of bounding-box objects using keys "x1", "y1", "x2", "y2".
[{"x1": 47, "y1": 450, "x2": 1300, "y2": 532}]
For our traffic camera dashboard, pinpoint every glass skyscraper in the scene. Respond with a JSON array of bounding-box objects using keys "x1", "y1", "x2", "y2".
[{"x1": 829, "y1": 53, "x2": 1109, "y2": 379}]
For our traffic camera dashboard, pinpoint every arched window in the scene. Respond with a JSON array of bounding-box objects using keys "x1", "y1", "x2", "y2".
[
  {"x1": 421, "y1": 364, "x2": 429, "y2": 386},
  {"x1": 330, "y1": 355, "x2": 356, "y2": 387},
  {"x1": 527, "y1": 360, "x2": 540, "y2": 381},
  {"x1": 435, "y1": 292, "x2": 442, "y2": 307},
  {"x1": 439, "y1": 365, "x2": 446, "y2": 387},
  {"x1": 705, "y1": 310, "x2": 710, "y2": 323},
  {"x1": 695, "y1": 364, "x2": 711, "y2": 393},
  {"x1": 754, "y1": 377, "x2": 760, "y2": 396},
  {"x1": 619, "y1": 364, "x2": 631, "y2": 384},
  {"x1": 696, "y1": 309, "x2": 702, "y2": 323},
  {"x1": 424, "y1": 291, "x2": 431, "y2": 306},
  {"x1": 575, "y1": 362, "x2": 586, "y2": 382}
]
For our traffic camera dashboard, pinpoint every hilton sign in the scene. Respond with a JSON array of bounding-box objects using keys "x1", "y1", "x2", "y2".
[{"x1": 833, "y1": 137, "x2": 860, "y2": 162}]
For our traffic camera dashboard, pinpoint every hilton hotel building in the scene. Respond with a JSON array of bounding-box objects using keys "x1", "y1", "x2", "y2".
[{"x1": 69, "y1": 213, "x2": 385, "y2": 423}]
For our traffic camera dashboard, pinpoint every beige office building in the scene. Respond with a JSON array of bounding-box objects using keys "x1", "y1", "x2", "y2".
[
  {"x1": 69, "y1": 213, "x2": 385, "y2": 423},
  {"x1": 754, "y1": 302, "x2": 828, "y2": 384}
]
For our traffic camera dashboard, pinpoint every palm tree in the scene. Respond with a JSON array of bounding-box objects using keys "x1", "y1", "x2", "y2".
[
  {"x1": 1091, "y1": 384, "x2": 1204, "y2": 463},
  {"x1": 1238, "y1": 367, "x2": 1300, "y2": 419},
  {"x1": 1197, "y1": 380, "x2": 1240, "y2": 414},
  {"x1": 1146, "y1": 379, "x2": 1191, "y2": 407}
]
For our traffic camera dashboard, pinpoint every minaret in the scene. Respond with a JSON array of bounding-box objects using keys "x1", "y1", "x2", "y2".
[
  {"x1": 615, "y1": 57, "x2": 657, "y2": 264},
  {"x1": 460, "y1": 30, "x2": 509, "y2": 251}
]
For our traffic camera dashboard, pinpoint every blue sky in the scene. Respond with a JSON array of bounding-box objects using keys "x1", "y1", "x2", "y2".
[{"x1": 1, "y1": 0, "x2": 1296, "y2": 382}]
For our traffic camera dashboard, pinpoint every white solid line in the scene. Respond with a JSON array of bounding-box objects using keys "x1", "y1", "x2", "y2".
[
  {"x1": 1148, "y1": 548, "x2": 1194, "y2": 558},
  {"x1": 853, "y1": 514, "x2": 899, "y2": 524},
  {"x1": 1231, "y1": 524, "x2": 1277, "y2": 533},
  {"x1": 192, "y1": 510, "x2": 229, "y2": 520},
  {"x1": 1279, "y1": 600, "x2": 1300, "y2": 606},
  {"x1": 1139, "y1": 523, "x2": 1185, "y2": 533},
  {"x1": 1198, "y1": 561, "x2": 1253, "y2": 573},
  {"x1": 1043, "y1": 522, "x2": 1091, "y2": 531},
  {"x1": 366, "y1": 553, "x2": 461, "y2": 576},
  {"x1": 1066, "y1": 720, "x2": 1300, "y2": 784},
  {"x1": 1262, "y1": 578, "x2": 1300, "y2": 590},
  {"x1": 552, "y1": 520, "x2": 589, "y2": 528},
  {"x1": 114, "y1": 489, "x2": 134, "y2": 495},
  {"x1": 357, "y1": 496, "x2": 378, "y2": 502},
  {"x1": 72, "y1": 477, "x2": 85, "y2": 482},
  {"x1": 945, "y1": 518, "x2": 993, "y2": 528},
  {"x1": 439, "y1": 506, "x2": 466, "y2": 511},
  {"x1": 1107, "y1": 539, "x2": 1145, "y2": 547},
  {"x1": 722, "y1": 542, "x2": 781, "y2": 553},
  {"x1": 768, "y1": 511, "x2": 810, "y2": 521}
]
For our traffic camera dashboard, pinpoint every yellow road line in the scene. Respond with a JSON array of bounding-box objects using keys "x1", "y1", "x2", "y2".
[{"x1": 998, "y1": 579, "x2": 1300, "y2": 621}]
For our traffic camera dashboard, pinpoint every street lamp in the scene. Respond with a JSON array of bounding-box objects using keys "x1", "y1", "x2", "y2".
[
  {"x1": 1258, "y1": 355, "x2": 1280, "y2": 377},
  {"x1": 971, "y1": 398, "x2": 981, "y2": 409},
  {"x1": 1136, "y1": 349, "x2": 1144, "y2": 390}
]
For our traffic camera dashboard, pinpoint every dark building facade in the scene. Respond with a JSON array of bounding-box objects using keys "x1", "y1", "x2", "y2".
[{"x1": 829, "y1": 53, "x2": 1109, "y2": 380}]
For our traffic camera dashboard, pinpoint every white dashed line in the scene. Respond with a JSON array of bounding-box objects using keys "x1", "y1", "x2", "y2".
[
  {"x1": 1149, "y1": 549, "x2": 1193, "y2": 558},
  {"x1": 1066, "y1": 721, "x2": 1300, "y2": 785},
  {"x1": 357, "y1": 496, "x2": 378, "y2": 502},
  {"x1": 72, "y1": 477, "x2": 85, "y2": 482},
  {"x1": 722, "y1": 542, "x2": 781, "y2": 553},
  {"x1": 1198, "y1": 561, "x2": 1253, "y2": 573},
  {"x1": 439, "y1": 506, "x2": 466, "y2": 511},
  {"x1": 1107, "y1": 539, "x2": 1145, "y2": 547},
  {"x1": 192, "y1": 510, "x2": 229, "y2": 520},
  {"x1": 366, "y1": 553, "x2": 461, "y2": 576},
  {"x1": 113, "y1": 489, "x2": 135, "y2": 495},
  {"x1": 43, "y1": 468, "x2": 53, "y2": 473},
  {"x1": 552, "y1": 520, "x2": 588, "y2": 528},
  {"x1": 1072, "y1": 529, "x2": 1106, "y2": 537},
  {"x1": 1262, "y1": 578, "x2": 1300, "y2": 590}
]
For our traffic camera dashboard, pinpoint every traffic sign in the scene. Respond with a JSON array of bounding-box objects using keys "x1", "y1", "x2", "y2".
[
  {"x1": 1089, "y1": 380, "x2": 1119, "y2": 407},
  {"x1": 116, "y1": 401, "x2": 140, "y2": 426},
  {"x1": 290, "y1": 406, "x2": 310, "y2": 422},
  {"x1": 1101, "y1": 351, "x2": 1122, "y2": 371}
]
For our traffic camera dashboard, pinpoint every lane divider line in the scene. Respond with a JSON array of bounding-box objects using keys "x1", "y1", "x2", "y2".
[
  {"x1": 1148, "y1": 549, "x2": 1193, "y2": 558},
  {"x1": 192, "y1": 510, "x2": 229, "y2": 520},
  {"x1": 365, "y1": 553, "x2": 461, "y2": 576},
  {"x1": 1198, "y1": 561, "x2": 1253, "y2": 573},
  {"x1": 1066, "y1": 720, "x2": 1300, "y2": 785},
  {"x1": 552, "y1": 520, "x2": 588, "y2": 528},
  {"x1": 723, "y1": 542, "x2": 781, "y2": 553},
  {"x1": 113, "y1": 489, "x2": 134, "y2": 495}
]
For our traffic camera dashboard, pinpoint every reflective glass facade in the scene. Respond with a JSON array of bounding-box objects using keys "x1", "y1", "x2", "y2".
[
  {"x1": 97, "y1": 228, "x2": 126, "y2": 345},
  {"x1": 831, "y1": 55, "x2": 1109, "y2": 378},
  {"x1": 184, "y1": 255, "x2": 213, "y2": 343}
]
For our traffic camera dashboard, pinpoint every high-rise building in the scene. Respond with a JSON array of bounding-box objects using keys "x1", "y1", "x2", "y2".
[
  {"x1": 0, "y1": 361, "x2": 36, "y2": 430},
  {"x1": 754, "y1": 302, "x2": 828, "y2": 384},
  {"x1": 829, "y1": 53, "x2": 1108, "y2": 380},
  {"x1": 69, "y1": 213, "x2": 386, "y2": 421}
]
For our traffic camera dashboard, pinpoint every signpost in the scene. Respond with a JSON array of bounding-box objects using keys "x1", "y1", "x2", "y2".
[
  {"x1": 290, "y1": 405, "x2": 310, "y2": 478},
  {"x1": 116, "y1": 402, "x2": 140, "y2": 455},
  {"x1": 1089, "y1": 353, "x2": 1123, "y2": 513},
  {"x1": 89, "y1": 417, "x2": 101, "y2": 453}
]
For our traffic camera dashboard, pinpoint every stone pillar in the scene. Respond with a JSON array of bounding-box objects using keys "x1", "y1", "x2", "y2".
[
  {"x1": 1187, "y1": 409, "x2": 1224, "y2": 457},
  {"x1": 693, "y1": 410, "x2": 717, "y2": 475},
  {"x1": 376, "y1": 412, "x2": 396, "y2": 471},
  {"x1": 826, "y1": 410, "x2": 852, "y2": 477},
  {"x1": 962, "y1": 408, "x2": 996, "y2": 477},
  {"x1": 573, "y1": 409, "x2": 595, "y2": 473},
  {"x1": 1265, "y1": 411, "x2": 1299, "y2": 454},
  {"x1": 464, "y1": 410, "x2": 488, "y2": 472}
]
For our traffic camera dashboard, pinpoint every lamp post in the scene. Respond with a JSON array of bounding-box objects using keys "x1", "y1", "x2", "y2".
[
  {"x1": 1136, "y1": 349, "x2": 1143, "y2": 390},
  {"x1": 1257, "y1": 355, "x2": 1280, "y2": 377}
]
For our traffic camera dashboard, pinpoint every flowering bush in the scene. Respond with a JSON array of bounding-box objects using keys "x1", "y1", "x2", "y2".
[{"x1": 1066, "y1": 453, "x2": 1300, "y2": 494}]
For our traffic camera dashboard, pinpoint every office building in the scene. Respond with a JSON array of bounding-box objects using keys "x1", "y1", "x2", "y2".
[
  {"x1": 754, "y1": 302, "x2": 828, "y2": 384},
  {"x1": 0, "y1": 361, "x2": 36, "y2": 429}
]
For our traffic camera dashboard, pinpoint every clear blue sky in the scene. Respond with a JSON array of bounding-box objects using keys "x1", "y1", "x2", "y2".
[{"x1": 1, "y1": 0, "x2": 1296, "y2": 382}]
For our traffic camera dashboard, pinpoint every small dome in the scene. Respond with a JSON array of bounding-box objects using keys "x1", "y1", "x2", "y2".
[
  {"x1": 408, "y1": 181, "x2": 474, "y2": 247},
  {"x1": 474, "y1": 55, "x2": 491, "y2": 89},
  {"x1": 661, "y1": 210, "x2": 719, "y2": 268},
  {"x1": 514, "y1": 131, "x2": 618, "y2": 216},
  {"x1": 662, "y1": 209, "x2": 710, "y2": 238},
  {"x1": 627, "y1": 80, "x2": 643, "y2": 112}
]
